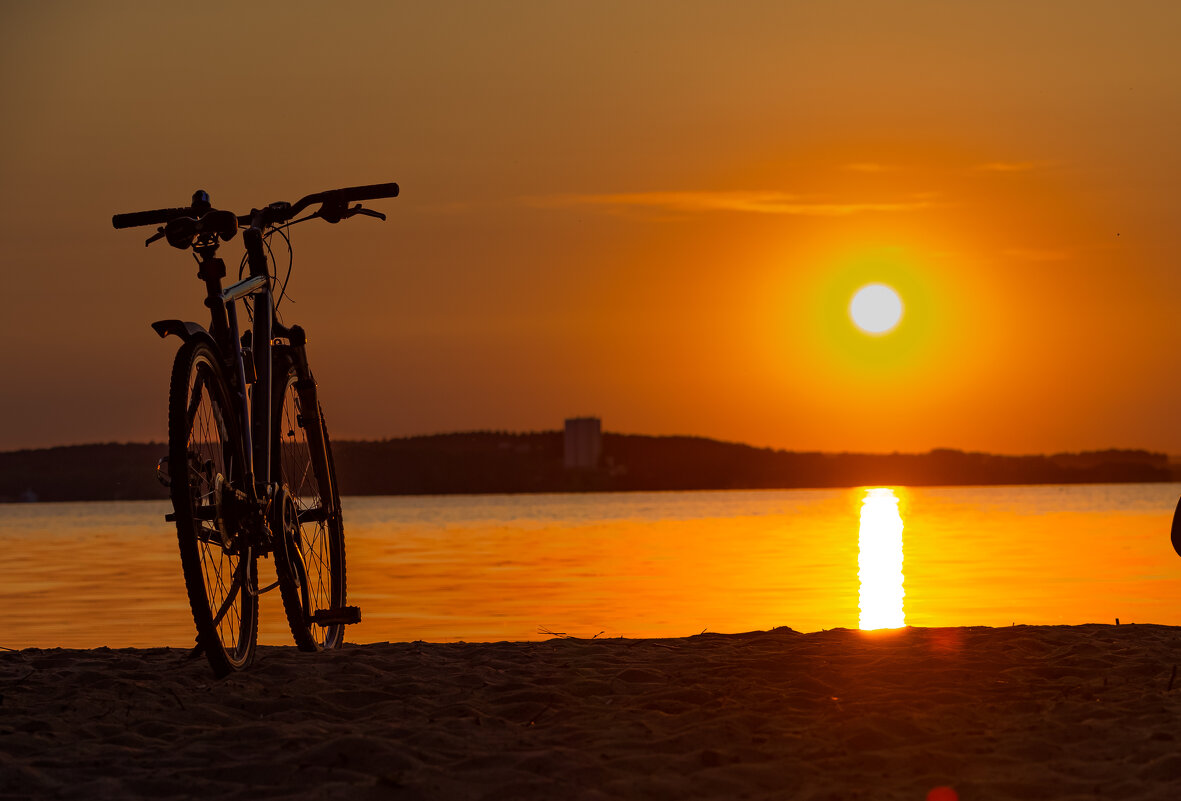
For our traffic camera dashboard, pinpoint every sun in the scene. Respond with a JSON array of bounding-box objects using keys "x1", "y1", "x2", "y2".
[{"x1": 849, "y1": 283, "x2": 903, "y2": 335}]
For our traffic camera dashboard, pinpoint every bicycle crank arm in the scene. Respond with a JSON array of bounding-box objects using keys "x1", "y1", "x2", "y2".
[{"x1": 309, "y1": 606, "x2": 362, "y2": 626}]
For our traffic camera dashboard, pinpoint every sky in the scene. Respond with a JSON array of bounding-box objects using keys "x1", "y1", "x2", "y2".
[{"x1": 2, "y1": 1, "x2": 1180, "y2": 455}]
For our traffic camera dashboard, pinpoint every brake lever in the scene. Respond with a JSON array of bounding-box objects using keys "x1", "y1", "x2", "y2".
[
  {"x1": 145, "y1": 227, "x2": 166, "y2": 247},
  {"x1": 345, "y1": 204, "x2": 386, "y2": 222}
]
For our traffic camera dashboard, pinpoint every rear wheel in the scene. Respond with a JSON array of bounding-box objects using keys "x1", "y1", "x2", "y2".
[
  {"x1": 272, "y1": 360, "x2": 347, "y2": 651},
  {"x1": 168, "y1": 340, "x2": 257, "y2": 677}
]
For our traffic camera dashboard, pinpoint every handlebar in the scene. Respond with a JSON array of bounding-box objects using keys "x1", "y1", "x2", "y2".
[
  {"x1": 111, "y1": 182, "x2": 400, "y2": 230},
  {"x1": 111, "y1": 206, "x2": 197, "y2": 230}
]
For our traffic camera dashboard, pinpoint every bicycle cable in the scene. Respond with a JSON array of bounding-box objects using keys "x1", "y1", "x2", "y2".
[
  {"x1": 269, "y1": 223, "x2": 295, "y2": 313},
  {"x1": 235, "y1": 219, "x2": 296, "y2": 324}
]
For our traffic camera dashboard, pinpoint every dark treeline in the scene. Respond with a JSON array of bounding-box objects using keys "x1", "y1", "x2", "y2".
[
  {"x1": 0, "y1": 443, "x2": 171, "y2": 502},
  {"x1": 602, "y1": 437, "x2": 1172, "y2": 491},
  {"x1": 0, "y1": 434, "x2": 1173, "y2": 503}
]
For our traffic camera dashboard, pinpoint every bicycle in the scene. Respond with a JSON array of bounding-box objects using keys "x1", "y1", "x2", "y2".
[{"x1": 112, "y1": 183, "x2": 399, "y2": 676}]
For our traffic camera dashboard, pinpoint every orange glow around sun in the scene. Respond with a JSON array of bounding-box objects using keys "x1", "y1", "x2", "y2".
[
  {"x1": 764, "y1": 240, "x2": 956, "y2": 394},
  {"x1": 741, "y1": 220, "x2": 1013, "y2": 454}
]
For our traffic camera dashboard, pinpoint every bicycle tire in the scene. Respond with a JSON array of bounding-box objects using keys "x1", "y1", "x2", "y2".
[
  {"x1": 1172, "y1": 495, "x2": 1181, "y2": 558},
  {"x1": 271, "y1": 359, "x2": 347, "y2": 651},
  {"x1": 168, "y1": 340, "x2": 258, "y2": 676}
]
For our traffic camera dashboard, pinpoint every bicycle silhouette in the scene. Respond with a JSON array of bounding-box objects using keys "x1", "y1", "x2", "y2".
[{"x1": 113, "y1": 183, "x2": 399, "y2": 676}]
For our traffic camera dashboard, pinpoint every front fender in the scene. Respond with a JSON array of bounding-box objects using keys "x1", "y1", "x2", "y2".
[{"x1": 151, "y1": 319, "x2": 217, "y2": 350}]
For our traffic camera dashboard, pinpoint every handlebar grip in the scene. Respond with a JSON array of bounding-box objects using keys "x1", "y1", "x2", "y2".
[
  {"x1": 112, "y1": 206, "x2": 196, "y2": 230},
  {"x1": 337, "y1": 182, "x2": 400, "y2": 202}
]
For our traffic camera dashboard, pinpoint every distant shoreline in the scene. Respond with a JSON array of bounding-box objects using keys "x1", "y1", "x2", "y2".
[{"x1": 1, "y1": 433, "x2": 1174, "y2": 503}]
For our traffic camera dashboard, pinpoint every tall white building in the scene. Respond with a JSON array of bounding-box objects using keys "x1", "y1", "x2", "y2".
[{"x1": 564, "y1": 417, "x2": 602, "y2": 470}]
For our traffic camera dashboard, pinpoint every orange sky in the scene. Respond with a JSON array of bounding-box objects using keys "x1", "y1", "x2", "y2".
[{"x1": 2, "y1": 2, "x2": 1180, "y2": 454}]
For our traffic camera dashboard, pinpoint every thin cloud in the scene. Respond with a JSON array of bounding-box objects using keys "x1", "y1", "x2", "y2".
[{"x1": 529, "y1": 190, "x2": 934, "y2": 217}]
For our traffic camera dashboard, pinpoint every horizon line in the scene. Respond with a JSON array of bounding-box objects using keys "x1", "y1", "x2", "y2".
[{"x1": 0, "y1": 433, "x2": 1174, "y2": 462}]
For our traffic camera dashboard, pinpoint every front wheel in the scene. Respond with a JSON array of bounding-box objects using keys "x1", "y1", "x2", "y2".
[
  {"x1": 272, "y1": 360, "x2": 347, "y2": 651},
  {"x1": 168, "y1": 340, "x2": 258, "y2": 677}
]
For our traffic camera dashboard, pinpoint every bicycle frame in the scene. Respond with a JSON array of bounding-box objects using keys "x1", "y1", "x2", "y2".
[{"x1": 191, "y1": 219, "x2": 284, "y2": 508}]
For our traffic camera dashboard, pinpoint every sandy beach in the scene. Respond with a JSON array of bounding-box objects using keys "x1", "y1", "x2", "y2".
[{"x1": 2, "y1": 624, "x2": 1180, "y2": 800}]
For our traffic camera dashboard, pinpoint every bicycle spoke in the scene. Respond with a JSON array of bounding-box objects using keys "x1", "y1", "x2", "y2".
[
  {"x1": 185, "y1": 372, "x2": 207, "y2": 434},
  {"x1": 195, "y1": 523, "x2": 220, "y2": 545},
  {"x1": 210, "y1": 558, "x2": 248, "y2": 629}
]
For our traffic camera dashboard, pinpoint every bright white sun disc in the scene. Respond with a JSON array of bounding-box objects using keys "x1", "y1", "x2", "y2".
[{"x1": 850, "y1": 283, "x2": 903, "y2": 334}]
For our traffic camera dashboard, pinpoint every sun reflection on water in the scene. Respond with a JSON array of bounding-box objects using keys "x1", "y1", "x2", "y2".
[{"x1": 858, "y1": 487, "x2": 906, "y2": 630}]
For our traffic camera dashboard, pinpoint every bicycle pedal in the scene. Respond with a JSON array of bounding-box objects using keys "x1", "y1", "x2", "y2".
[{"x1": 309, "y1": 606, "x2": 361, "y2": 626}]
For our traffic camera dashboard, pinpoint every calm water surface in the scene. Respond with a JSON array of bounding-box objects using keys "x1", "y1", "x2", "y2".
[{"x1": 2, "y1": 484, "x2": 1180, "y2": 649}]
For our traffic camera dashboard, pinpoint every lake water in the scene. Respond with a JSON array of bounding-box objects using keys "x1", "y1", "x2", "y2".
[{"x1": 2, "y1": 484, "x2": 1180, "y2": 649}]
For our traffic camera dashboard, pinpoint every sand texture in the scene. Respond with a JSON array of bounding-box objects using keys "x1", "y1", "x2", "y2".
[{"x1": 2, "y1": 624, "x2": 1180, "y2": 800}]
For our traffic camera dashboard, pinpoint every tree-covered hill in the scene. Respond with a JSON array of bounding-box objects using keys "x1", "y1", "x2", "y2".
[{"x1": 0, "y1": 434, "x2": 1171, "y2": 503}]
